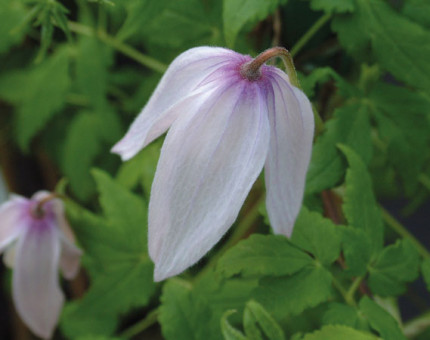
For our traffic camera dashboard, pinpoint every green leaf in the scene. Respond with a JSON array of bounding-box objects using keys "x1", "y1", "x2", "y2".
[
  {"x1": 310, "y1": 0, "x2": 355, "y2": 13},
  {"x1": 119, "y1": 0, "x2": 219, "y2": 48},
  {"x1": 159, "y1": 279, "x2": 213, "y2": 340},
  {"x1": 12, "y1": 47, "x2": 70, "y2": 150},
  {"x1": 306, "y1": 103, "x2": 372, "y2": 193},
  {"x1": 221, "y1": 310, "x2": 247, "y2": 340},
  {"x1": 243, "y1": 300, "x2": 285, "y2": 340},
  {"x1": 254, "y1": 265, "x2": 333, "y2": 318},
  {"x1": 421, "y1": 258, "x2": 430, "y2": 292},
  {"x1": 339, "y1": 227, "x2": 372, "y2": 277},
  {"x1": 402, "y1": 0, "x2": 430, "y2": 28},
  {"x1": 61, "y1": 170, "x2": 155, "y2": 338},
  {"x1": 322, "y1": 303, "x2": 369, "y2": 331},
  {"x1": 339, "y1": 145, "x2": 384, "y2": 253},
  {"x1": 217, "y1": 234, "x2": 313, "y2": 278},
  {"x1": 332, "y1": 0, "x2": 430, "y2": 91},
  {"x1": 359, "y1": 297, "x2": 406, "y2": 340},
  {"x1": 303, "y1": 325, "x2": 378, "y2": 340},
  {"x1": 0, "y1": 0, "x2": 28, "y2": 54},
  {"x1": 292, "y1": 207, "x2": 342, "y2": 265},
  {"x1": 223, "y1": 0, "x2": 286, "y2": 47},
  {"x1": 368, "y1": 239, "x2": 420, "y2": 296}
]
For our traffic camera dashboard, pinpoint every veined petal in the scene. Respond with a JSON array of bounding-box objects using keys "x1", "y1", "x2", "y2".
[
  {"x1": 0, "y1": 196, "x2": 27, "y2": 252},
  {"x1": 149, "y1": 80, "x2": 271, "y2": 281},
  {"x1": 13, "y1": 221, "x2": 63, "y2": 339},
  {"x1": 264, "y1": 69, "x2": 315, "y2": 237},
  {"x1": 111, "y1": 47, "x2": 239, "y2": 160}
]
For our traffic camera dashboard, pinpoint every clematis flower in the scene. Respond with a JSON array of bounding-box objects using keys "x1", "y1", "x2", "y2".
[
  {"x1": 0, "y1": 191, "x2": 82, "y2": 339},
  {"x1": 112, "y1": 46, "x2": 314, "y2": 281}
]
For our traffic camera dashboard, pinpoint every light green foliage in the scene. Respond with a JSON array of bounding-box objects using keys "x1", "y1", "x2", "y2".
[
  {"x1": 306, "y1": 104, "x2": 372, "y2": 193},
  {"x1": 0, "y1": 0, "x2": 27, "y2": 54},
  {"x1": 309, "y1": 0, "x2": 355, "y2": 13},
  {"x1": 61, "y1": 170, "x2": 156, "y2": 337},
  {"x1": 340, "y1": 227, "x2": 372, "y2": 277},
  {"x1": 333, "y1": 0, "x2": 430, "y2": 91},
  {"x1": 254, "y1": 265, "x2": 333, "y2": 319},
  {"x1": 221, "y1": 310, "x2": 248, "y2": 340},
  {"x1": 292, "y1": 207, "x2": 341, "y2": 265},
  {"x1": 359, "y1": 297, "x2": 407, "y2": 340},
  {"x1": 302, "y1": 325, "x2": 378, "y2": 340},
  {"x1": 0, "y1": 47, "x2": 70, "y2": 150},
  {"x1": 223, "y1": 0, "x2": 286, "y2": 47},
  {"x1": 322, "y1": 303, "x2": 369, "y2": 331},
  {"x1": 368, "y1": 239, "x2": 420, "y2": 296},
  {"x1": 340, "y1": 145, "x2": 384, "y2": 253},
  {"x1": 217, "y1": 234, "x2": 313, "y2": 278}
]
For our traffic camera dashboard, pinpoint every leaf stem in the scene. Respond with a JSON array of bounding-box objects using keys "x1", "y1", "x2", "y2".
[
  {"x1": 332, "y1": 276, "x2": 355, "y2": 306},
  {"x1": 119, "y1": 308, "x2": 159, "y2": 339},
  {"x1": 345, "y1": 276, "x2": 363, "y2": 306},
  {"x1": 380, "y1": 206, "x2": 430, "y2": 258},
  {"x1": 291, "y1": 13, "x2": 332, "y2": 57},
  {"x1": 67, "y1": 21, "x2": 167, "y2": 74}
]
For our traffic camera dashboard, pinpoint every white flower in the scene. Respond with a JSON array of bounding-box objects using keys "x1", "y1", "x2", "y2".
[
  {"x1": 112, "y1": 46, "x2": 314, "y2": 281},
  {"x1": 0, "y1": 191, "x2": 82, "y2": 339}
]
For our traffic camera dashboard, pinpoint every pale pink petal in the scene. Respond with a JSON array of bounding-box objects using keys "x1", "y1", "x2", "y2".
[
  {"x1": 0, "y1": 196, "x2": 28, "y2": 252},
  {"x1": 59, "y1": 238, "x2": 82, "y2": 279},
  {"x1": 149, "y1": 80, "x2": 271, "y2": 281},
  {"x1": 111, "y1": 47, "x2": 240, "y2": 160},
  {"x1": 264, "y1": 69, "x2": 315, "y2": 237},
  {"x1": 13, "y1": 221, "x2": 63, "y2": 339}
]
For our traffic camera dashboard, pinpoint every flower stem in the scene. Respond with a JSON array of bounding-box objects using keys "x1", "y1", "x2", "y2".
[
  {"x1": 119, "y1": 308, "x2": 159, "y2": 339},
  {"x1": 380, "y1": 206, "x2": 430, "y2": 258},
  {"x1": 290, "y1": 13, "x2": 332, "y2": 57},
  {"x1": 67, "y1": 21, "x2": 167, "y2": 74}
]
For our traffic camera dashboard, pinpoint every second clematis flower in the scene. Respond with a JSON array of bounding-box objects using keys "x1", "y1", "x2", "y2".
[
  {"x1": 112, "y1": 46, "x2": 314, "y2": 282},
  {"x1": 0, "y1": 191, "x2": 82, "y2": 339}
]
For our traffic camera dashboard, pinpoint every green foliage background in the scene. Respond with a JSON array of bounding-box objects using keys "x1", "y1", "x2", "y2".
[{"x1": 1, "y1": 0, "x2": 430, "y2": 339}]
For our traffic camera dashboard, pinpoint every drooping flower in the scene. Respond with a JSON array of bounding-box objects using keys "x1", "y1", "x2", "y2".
[
  {"x1": 112, "y1": 46, "x2": 314, "y2": 281},
  {"x1": 0, "y1": 191, "x2": 82, "y2": 339}
]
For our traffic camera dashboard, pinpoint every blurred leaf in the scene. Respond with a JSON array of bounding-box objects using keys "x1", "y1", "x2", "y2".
[
  {"x1": 421, "y1": 258, "x2": 430, "y2": 292},
  {"x1": 359, "y1": 297, "x2": 407, "y2": 340},
  {"x1": 243, "y1": 300, "x2": 285, "y2": 340},
  {"x1": 221, "y1": 310, "x2": 247, "y2": 340},
  {"x1": 368, "y1": 239, "x2": 420, "y2": 296},
  {"x1": 332, "y1": 0, "x2": 430, "y2": 91},
  {"x1": 61, "y1": 170, "x2": 155, "y2": 337},
  {"x1": 223, "y1": 0, "x2": 286, "y2": 47},
  {"x1": 310, "y1": 0, "x2": 355, "y2": 13},
  {"x1": 322, "y1": 303, "x2": 369, "y2": 331},
  {"x1": 292, "y1": 207, "x2": 342, "y2": 265},
  {"x1": 217, "y1": 234, "x2": 313, "y2": 278},
  {"x1": 0, "y1": 0, "x2": 28, "y2": 54},
  {"x1": 306, "y1": 103, "x2": 372, "y2": 193},
  {"x1": 254, "y1": 265, "x2": 333, "y2": 318},
  {"x1": 339, "y1": 145, "x2": 384, "y2": 253},
  {"x1": 303, "y1": 325, "x2": 378, "y2": 340},
  {"x1": 402, "y1": 0, "x2": 430, "y2": 28}
]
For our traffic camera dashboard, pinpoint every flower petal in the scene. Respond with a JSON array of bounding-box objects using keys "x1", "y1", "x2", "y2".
[
  {"x1": 13, "y1": 221, "x2": 63, "y2": 339},
  {"x1": 264, "y1": 70, "x2": 315, "y2": 237},
  {"x1": 111, "y1": 47, "x2": 239, "y2": 160},
  {"x1": 60, "y1": 238, "x2": 82, "y2": 279},
  {"x1": 0, "y1": 196, "x2": 27, "y2": 252},
  {"x1": 149, "y1": 81, "x2": 271, "y2": 281}
]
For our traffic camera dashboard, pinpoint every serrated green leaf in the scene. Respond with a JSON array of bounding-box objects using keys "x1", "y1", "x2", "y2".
[
  {"x1": 339, "y1": 227, "x2": 372, "y2": 276},
  {"x1": 306, "y1": 103, "x2": 372, "y2": 193},
  {"x1": 217, "y1": 234, "x2": 313, "y2": 278},
  {"x1": 244, "y1": 300, "x2": 285, "y2": 340},
  {"x1": 292, "y1": 207, "x2": 342, "y2": 265},
  {"x1": 310, "y1": 0, "x2": 355, "y2": 13},
  {"x1": 159, "y1": 279, "x2": 213, "y2": 340},
  {"x1": 12, "y1": 47, "x2": 70, "y2": 150},
  {"x1": 221, "y1": 310, "x2": 247, "y2": 340},
  {"x1": 368, "y1": 239, "x2": 420, "y2": 296},
  {"x1": 359, "y1": 297, "x2": 406, "y2": 340},
  {"x1": 332, "y1": 0, "x2": 430, "y2": 91},
  {"x1": 303, "y1": 325, "x2": 378, "y2": 340},
  {"x1": 223, "y1": 0, "x2": 286, "y2": 47},
  {"x1": 61, "y1": 170, "x2": 155, "y2": 338},
  {"x1": 322, "y1": 303, "x2": 369, "y2": 331},
  {"x1": 339, "y1": 145, "x2": 384, "y2": 253},
  {"x1": 254, "y1": 265, "x2": 333, "y2": 318}
]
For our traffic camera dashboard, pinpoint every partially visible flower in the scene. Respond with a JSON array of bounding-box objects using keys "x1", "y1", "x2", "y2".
[
  {"x1": 112, "y1": 46, "x2": 314, "y2": 282},
  {"x1": 0, "y1": 191, "x2": 82, "y2": 339}
]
